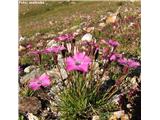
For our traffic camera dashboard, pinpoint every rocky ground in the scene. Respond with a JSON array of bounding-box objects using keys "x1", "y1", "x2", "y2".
[{"x1": 19, "y1": 1, "x2": 141, "y2": 120}]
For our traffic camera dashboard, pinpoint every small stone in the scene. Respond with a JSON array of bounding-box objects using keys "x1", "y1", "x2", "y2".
[
  {"x1": 106, "y1": 15, "x2": 117, "y2": 24},
  {"x1": 37, "y1": 42, "x2": 43, "y2": 47},
  {"x1": 130, "y1": 77, "x2": 137, "y2": 85},
  {"x1": 19, "y1": 45, "x2": 26, "y2": 52},
  {"x1": 24, "y1": 65, "x2": 35, "y2": 73},
  {"x1": 49, "y1": 21, "x2": 54, "y2": 25},
  {"x1": 99, "y1": 22, "x2": 106, "y2": 28},
  {"x1": 35, "y1": 32, "x2": 41, "y2": 37},
  {"x1": 83, "y1": 27, "x2": 95, "y2": 33},
  {"x1": 92, "y1": 115, "x2": 99, "y2": 120},
  {"x1": 20, "y1": 68, "x2": 42, "y2": 84},
  {"x1": 100, "y1": 16, "x2": 107, "y2": 22},
  {"x1": 127, "y1": 104, "x2": 132, "y2": 109},
  {"x1": 47, "y1": 40, "x2": 58, "y2": 47},
  {"x1": 60, "y1": 68, "x2": 68, "y2": 80},
  {"x1": 27, "y1": 113, "x2": 39, "y2": 120},
  {"x1": 58, "y1": 31, "x2": 63, "y2": 35},
  {"x1": 113, "y1": 110, "x2": 125, "y2": 118},
  {"x1": 19, "y1": 96, "x2": 41, "y2": 114},
  {"x1": 46, "y1": 68, "x2": 60, "y2": 80},
  {"x1": 81, "y1": 33, "x2": 92, "y2": 42}
]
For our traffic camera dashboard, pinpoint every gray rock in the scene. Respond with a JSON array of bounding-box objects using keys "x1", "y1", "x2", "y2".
[
  {"x1": 20, "y1": 68, "x2": 42, "y2": 84},
  {"x1": 99, "y1": 22, "x2": 106, "y2": 28},
  {"x1": 92, "y1": 115, "x2": 99, "y2": 120},
  {"x1": 81, "y1": 33, "x2": 93, "y2": 42},
  {"x1": 24, "y1": 65, "x2": 36, "y2": 73},
  {"x1": 47, "y1": 40, "x2": 58, "y2": 47}
]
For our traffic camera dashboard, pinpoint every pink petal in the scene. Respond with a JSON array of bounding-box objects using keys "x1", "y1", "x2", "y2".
[
  {"x1": 28, "y1": 81, "x2": 41, "y2": 90},
  {"x1": 66, "y1": 57, "x2": 76, "y2": 71},
  {"x1": 73, "y1": 52, "x2": 85, "y2": 60},
  {"x1": 78, "y1": 64, "x2": 89, "y2": 72},
  {"x1": 39, "y1": 74, "x2": 51, "y2": 87}
]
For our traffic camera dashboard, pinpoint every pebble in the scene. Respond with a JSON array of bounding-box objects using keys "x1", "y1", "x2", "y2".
[
  {"x1": 47, "y1": 40, "x2": 58, "y2": 47},
  {"x1": 98, "y1": 22, "x2": 106, "y2": 28},
  {"x1": 81, "y1": 33, "x2": 93, "y2": 42},
  {"x1": 92, "y1": 115, "x2": 99, "y2": 120},
  {"x1": 20, "y1": 68, "x2": 42, "y2": 84},
  {"x1": 24, "y1": 65, "x2": 35, "y2": 73}
]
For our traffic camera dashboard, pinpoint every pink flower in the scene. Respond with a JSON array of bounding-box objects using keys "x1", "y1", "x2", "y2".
[
  {"x1": 117, "y1": 57, "x2": 128, "y2": 65},
  {"x1": 110, "y1": 53, "x2": 123, "y2": 61},
  {"x1": 127, "y1": 59, "x2": 140, "y2": 69},
  {"x1": 55, "y1": 33, "x2": 74, "y2": 42},
  {"x1": 110, "y1": 54, "x2": 117, "y2": 61},
  {"x1": 45, "y1": 46, "x2": 66, "y2": 54},
  {"x1": 118, "y1": 58, "x2": 140, "y2": 69},
  {"x1": 28, "y1": 80, "x2": 41, "y2": 90},
  {"x1": 38, "y1": 74, "x2": 51, "y2": 87},
  {"x1": 66, "y1": 52, "x2": 91, "y2": 73},
  {"x1": 28, "y1": 73, "x2": 51, "y2": 90},
  {"x1": 107, "y1": 39, "x2": 120, "y2": 47},
  {"x1": 26, "y1": 44, "x2": 32, "y2": 49}
]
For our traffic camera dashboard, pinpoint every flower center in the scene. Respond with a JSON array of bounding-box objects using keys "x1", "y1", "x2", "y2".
[{"x1": 75, "y1": 61, "x2": 81, "y2": 66}]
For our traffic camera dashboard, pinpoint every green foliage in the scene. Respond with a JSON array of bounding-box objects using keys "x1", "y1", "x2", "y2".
[
  {"x1": 19, "y1": 86, "x2": 35, "y2": 97},
  {"x1": 59, "y1": 72, "x2": 119, "y2": 119},
  {"x1": 20, "y1": 55, "x2": 33, "y2": 65},
  {"x1": 18, "y1": 114, "x2": 25, "y2": 120}
]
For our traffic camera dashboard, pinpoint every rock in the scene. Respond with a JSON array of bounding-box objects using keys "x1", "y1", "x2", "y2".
[
  {"x1": 46, "y1": 67, "x2": 68, "y2": 81},
  {"x1": 106, "y1": 15, "x2": 117, "y2": 24},
  {"x1": 58, "y1": 54, "x2": 64, "y2": 67},
  {"x1": 49, "y1": 21, "x2": 54, "y2": 25},
  {"x1": 127, "y1": 104, "x2": 132, "y2": 109},
  {"x1": 37, "y1": 42, "x2": 43, "y2": 47},
  {"x1": 99, "y1": 22, "x2": 106, "y2": 28},
  {"x1": 109, "y1": 110, "x2": 129, "y2": 120},
  {"x1": 27, "y1": 113, "x2": 39, "y2": 120},
  {"x1": 83, "y1": 27, "x2": 95, "y2": 33},
  {"x1": 19, "y1": 36, "x2": 25, "y2": 41},
  {"x1": 100, "y1": 15, "x2": 107, "y2": 22},
  {"x1": 81, "y1": 33, "x2": 93, "y2": 42},
  {"x1": 20, "y1": 68, "x2": 42, "y2": 84},
  {"x1": 58, "y1": 31, "x2": 63, "y2": 35},
  {"x1": 92, "y1": 115, "x2": 99, "y2": 120},
  {"x1": 24, "y1": 65, "x2": 36, "y2": 73},
  {"x1": 66, "y1": 43, "x2": 72, "y2": 53},
  {"x1": 114, "y1": 111, "x2": 125, "y2": 118},
  {"x1": 130, "y1": 77, "x2": 137, "y2": 85},
  {"x1": 19, "y1": 36, "x2": 29, "y2": 45},
  {"x1": 19, "y1": 96, "x2": 41, "y2": 114},
  {"x1": 47, "y1": 40, "x2": 58, "y2": 47},
  {"x1": 46, "y1": 68, "x2": 60, "y2": 81},
  {"x1": 35, "y1": 32, "x2": 41, "y2": 37},
  {"x1": 60, "y1": 68, "x2": 68, "y2": 80},
  {"x1": 19, "y1": 45, "x2": 26, "y2": 52}
]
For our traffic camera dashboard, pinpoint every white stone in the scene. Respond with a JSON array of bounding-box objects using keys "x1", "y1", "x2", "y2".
[
  {"x1": 99, "y1": 22, "x2": 106, "y2": 28},
  {"x1": 81, "y1": 33, "x2": 92, "y2": 42},
  {"x1": 47, "y1": 40, "x2": 58, "y2": 47},
  {"x1": 24, "y1": 66, "x2": 36, "y2": 73},
  {"x1": 92, "y1": 115, "x2": 99, "y2": 120}
]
